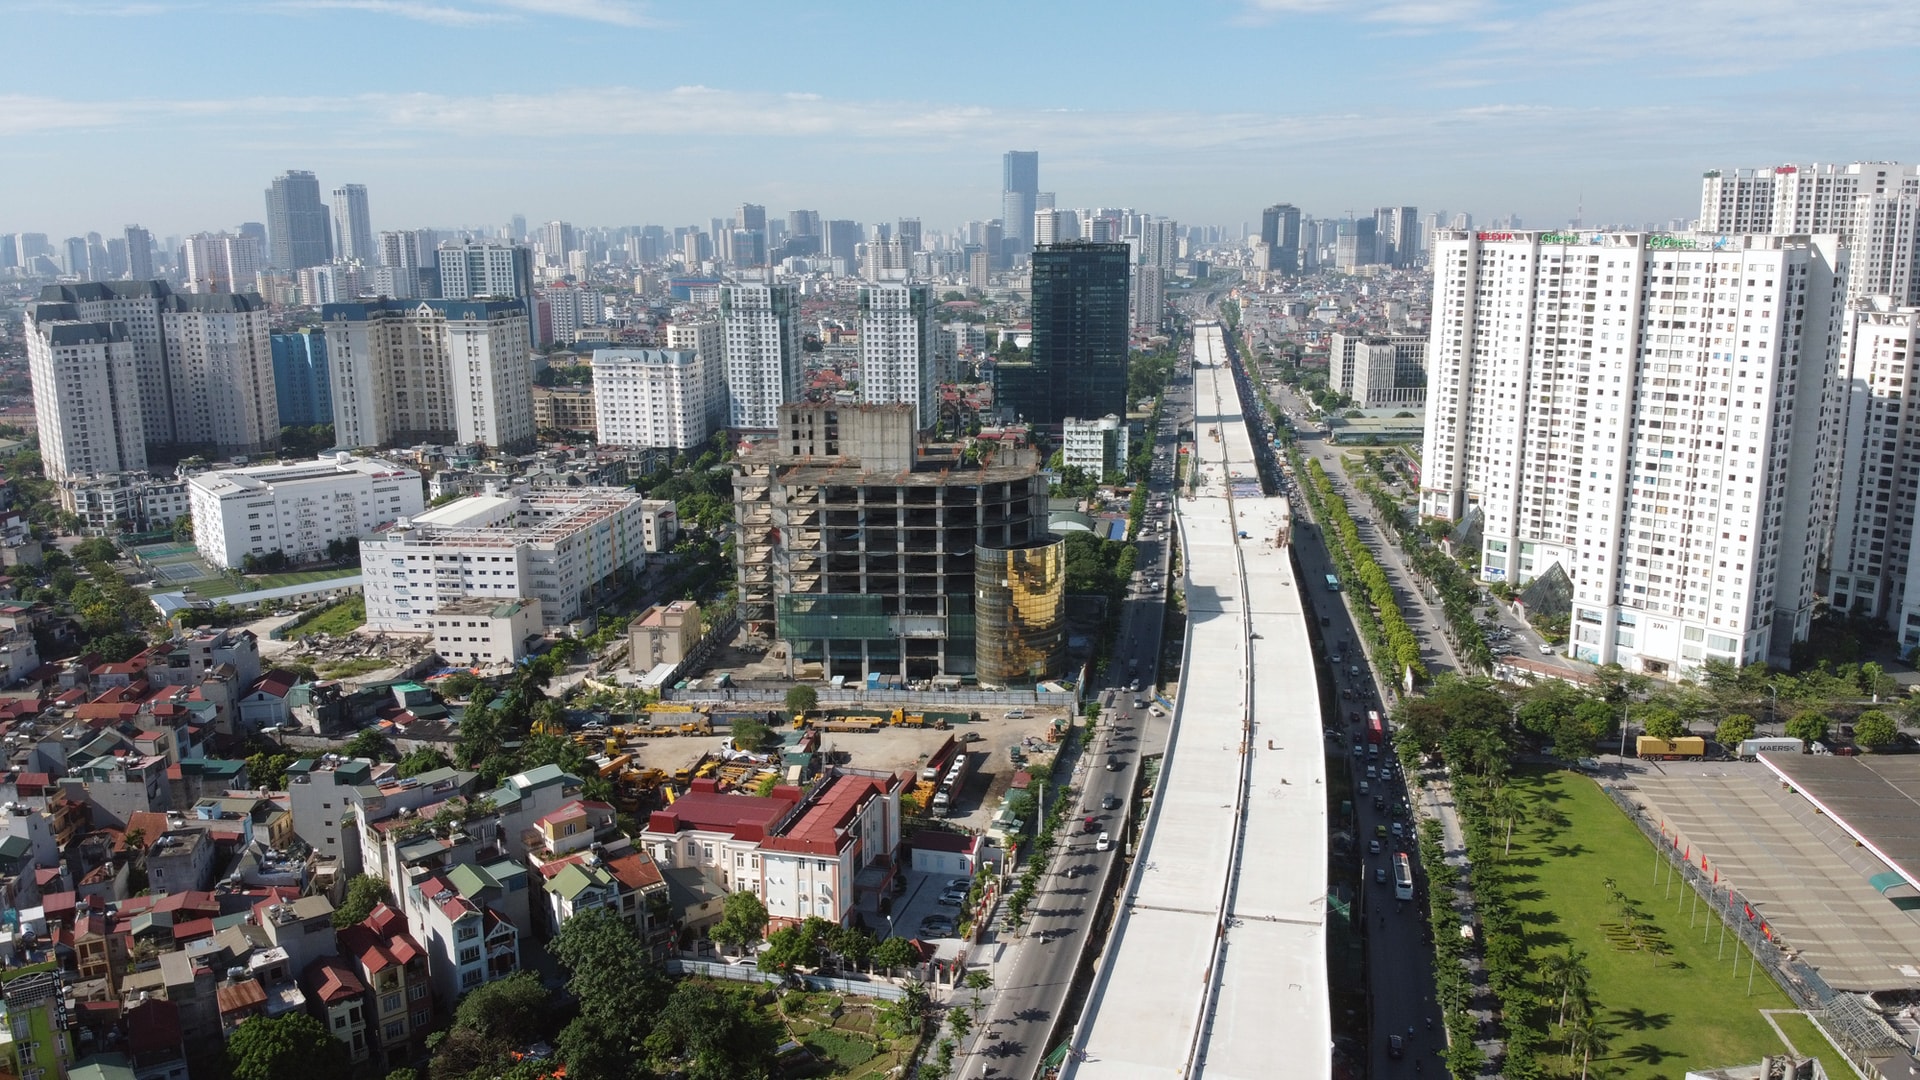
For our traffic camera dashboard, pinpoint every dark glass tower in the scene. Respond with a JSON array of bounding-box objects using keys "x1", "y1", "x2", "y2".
[{"x1": 996, "y1": 241, "x2": 1130, "y2": 430}]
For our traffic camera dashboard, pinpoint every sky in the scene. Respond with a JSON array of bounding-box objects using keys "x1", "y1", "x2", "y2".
[{"x1": 6, "y1": 0, "x2": 1920, "y2": 239}]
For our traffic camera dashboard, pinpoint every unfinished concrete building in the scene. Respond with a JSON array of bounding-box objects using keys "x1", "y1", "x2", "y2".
[{"x1": 733, "y1": 403, "x2": 1061, "y2": 685}]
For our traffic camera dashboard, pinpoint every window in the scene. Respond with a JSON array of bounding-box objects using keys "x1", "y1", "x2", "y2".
[
  {"x1": 409, "y1": 982, "x2": 427, "y2": 1000},
  {"x1": 459, "y1": 946, "x2": 481, "y2": 964},
  {"x1": 383, "y1": 993, "x2": 401, "y2": 1013}
]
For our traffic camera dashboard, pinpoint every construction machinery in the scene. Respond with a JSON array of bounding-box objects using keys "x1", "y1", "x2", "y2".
[
  {"x1": 889, "y1": 708, "x2": 948, "y2": 729},
  {"x1": 645, "y1": 702, "x2": 699, "y2": 714}
]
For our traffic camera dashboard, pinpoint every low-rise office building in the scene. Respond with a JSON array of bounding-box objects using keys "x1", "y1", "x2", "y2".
[
  {"x1": 362, "y1": 487, "x2": 647, "y2": 634},
  {"x1": 429, "y1": 597, "x2": 542, "y2": 667},
  {"x1": 186, "y1": 454, "x2": 424, "y2": 570}
]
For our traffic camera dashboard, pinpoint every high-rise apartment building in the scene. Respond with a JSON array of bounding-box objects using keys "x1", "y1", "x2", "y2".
[
  {"x1": 720, "y1": 282, "x2": 801, "y2": 430},
  {"x1": 123, "y1": 225, "x2": 153, "y2": 280},
  {"x1": 436, "y1": 240, "x2": 534, "y2": 301},
  {"x1": 538, "y1": 221, "x2": 576, "y2": 266},
  {"x1": 1699, "y1": 162, "x2": 1920, "y2": 304},
  {"x1": 858, "y1": 281, "x2": 939, "y2": 430},
  {"x1": 1830, "y1": 300, "x2": 1920, "y2": 644},
  {"x1": 824, "y1": 220, "x2": 861, "y2": 272},
  {"x1": 1002, "y1": 150, "x2": 1040, "y2": 249},
  {"x1": 35, "y1": 282, "x2": 278, "y2": 458},
  {"x1": 995, "y1": 242, "x2": 1130, "y2": 430},
  {"x1": 665, "y1": 320, "x2": 728, "y2": 435},
  {"x1": 1420, "y1": 230, "x2": 1848, "y2": 676},
  {"x1": 591, "y1": 349, "x2": 715, "y2": 449},
  {"x1": 265, "y1": 169, "x2": 332, "y2": 270},
  {"x1": 1376, "y1": 206, "x2": 1420, "y2": 267},
  {"x1": 182, "y1": 231, "x2": 264, "y2": 295},
  {"x1": 26, "y1": 306, "x2": 147, "y2": 482},
  {"x1": 271, "y1": 329, "x2": 334, "y2": 426},
  {"x1": 321, "y1": 299, "x2": 535, "y2": 452},
  {"x1": 331, "y1": 183, "x2": 374, "y2": 263},
  {"x1": 537, "y1": 284, "x2": 604, "y2": 345}
]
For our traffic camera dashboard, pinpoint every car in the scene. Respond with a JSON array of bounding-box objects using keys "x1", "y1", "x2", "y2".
[
  {"x1": 1369, "y1": 839, "x2": 1381, "y2": 854},
  {"x1": 1096, "y1": 831, "x2": 1112, "y2": 852},
  {"x1": 1133, "y1": 698, "x2": 1146, "y2": 709},
  {"x1": 1329, "y1": 652, "x2": 1344, "y2": 665},
  {"x1": 1129, "y1": 678, "x2": 1141, "y2": 691},
  {"x1": 1375, "y1": 823, "x2": 1388, "y2": 839},
  {"x1": 1392, "y1": 822, "x2": 1404, "y2": 838},
  {"x1": 936, "y1": 890, "x2": 966, "y2": 907},
  {"x1": 1539, "y1": 643, "x2": 1555, "y2": 655},
  {"x1": 945, "y1": 878, "x2": 972, "y2": 892},
  {"x1": 1102, "y1": 793, "x2": 1120, "y2": 811},
  {"x1": 1388, "y1": 1034, "x2": 1405, "y2": 1059},
  {"x1": 1374, "y1": 867, "x2": 1387, "y2": 884},
  {"x1": 1107, "y1": 754, "x2": 1122, "y2": 771},
  {"x1": 920, "y1": 917, "x2": 956, "y2": 937}
]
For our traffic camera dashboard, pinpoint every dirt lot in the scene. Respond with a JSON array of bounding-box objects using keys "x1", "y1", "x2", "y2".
[{"x1": 616, "y1": 703, "x2": 1075, "y2": 830}]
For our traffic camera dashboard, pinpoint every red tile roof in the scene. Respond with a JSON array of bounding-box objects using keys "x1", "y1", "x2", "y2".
[
  {"x1": 643, "y1": 784, "x2": 794, "y2": 841},
  {"x1": 761, "y1": 773, "x2": 890, "y2": 856},
  {"x1": 338, "y1": 902, "x2": 424, "y2": 974},
  {"x1": 246, "y1": 670, "x2": 298, "y2": 701},
  {"x1": 304, "y1": 955, "x2": 366, "y2": 1005}
]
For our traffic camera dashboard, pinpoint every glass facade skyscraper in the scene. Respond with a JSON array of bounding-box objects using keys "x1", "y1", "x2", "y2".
[{"x1": 996, "y1": 241, "x2": 1130, "y2": 430}]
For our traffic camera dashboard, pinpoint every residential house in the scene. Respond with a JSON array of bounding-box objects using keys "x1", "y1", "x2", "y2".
[
  {"x1": 757, "y1": 770, "x2": 902, "y2": 928},
  {"x1": 301, "y1": 956, "x2": 369, "y2": 1067},
  {"x1": 336, "y1": 903, "x2": 431, "y2": 1071}
]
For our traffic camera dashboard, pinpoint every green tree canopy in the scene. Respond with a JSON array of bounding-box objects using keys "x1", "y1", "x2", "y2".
[
  {"x1": 1638, "y1": 704, "x2": 1686, "y2": 742},
  {"x1": 710, "y1": 889, "x2": 769, "y2": 954},
  {"x1": 1785, "y1": 712, "x2": 1831, "y2": 747},
  {"x1": 331, "y1": 874, "x2": 394, "y2": 929},
  {"x1": 342, "y1": 727, "x2": 397, "y2": 763},
  {"x1": 1715, "y1": 713, "x2": 1757, "y2": 749},
  {"x1": 396, "y1": 747, "x2": 453, "y2": 778},
  {"x1": 784, "y1": 684, "x2": 818, "y2": 716},
  {"x1": 643, "y1": 981, "x2": 781, "y2": 1080},
  {"x1": 549, "y1": 909, "x2": 669, "y2": 1080},
  {"x1": 1854, "y1": 709, "x2": 1898, "y2": 750},
  {"x1": 226, "y1": 1012, "x2": 352, "y2": 1080}
]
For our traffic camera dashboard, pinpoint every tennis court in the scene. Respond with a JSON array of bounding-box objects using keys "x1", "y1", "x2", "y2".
[{"x1": 128, "y1": 541, "x2": 219, "y2": 585}]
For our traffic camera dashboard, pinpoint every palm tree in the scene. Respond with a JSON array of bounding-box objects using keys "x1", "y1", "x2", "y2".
[
  {"x1": 1566, "y1": 1013, "x2": 1607, "y2": 1080},
  {"x1": 1490, "y1": 785, "x2": 1528, "y2": 856},
  {"x1": 1542, "y1": 944, "x2": 1592, "y2": 1025}
]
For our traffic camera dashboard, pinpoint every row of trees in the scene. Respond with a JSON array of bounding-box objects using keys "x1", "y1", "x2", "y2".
[
  {"x1": 1297, "y1": 456, "x2": 1425, "y2": 680},
  {"x1": 1346, "y1": 454, "x2": 1496, "y2": 672}
]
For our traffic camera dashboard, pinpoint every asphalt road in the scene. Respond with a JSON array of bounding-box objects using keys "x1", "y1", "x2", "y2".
[
  {"x1": 1259, "y1": 379, "x2": 1454, "y2": 1077},
  {"x1": 959, "y1": 346, "x2": 1193, "y2": 1079}
]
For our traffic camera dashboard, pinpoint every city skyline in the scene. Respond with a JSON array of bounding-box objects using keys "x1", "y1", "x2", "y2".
[{"x1": 9, "y1": 1, "x2": 1920, "y2": 236}]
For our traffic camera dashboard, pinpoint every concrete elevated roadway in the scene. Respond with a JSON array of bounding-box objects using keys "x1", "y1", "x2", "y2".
[{"x1": 1063, "y1": 322, "x2": 1330, "y2": 1080}]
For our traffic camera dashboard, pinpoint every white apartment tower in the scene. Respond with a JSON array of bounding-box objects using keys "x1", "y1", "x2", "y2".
[
  {"x1": 857, "y1": 281, "x2": 939, "y2": 430},
  {"x1": 590, "y1": 349, "x2": 713, "y2": 449},
  {"x1": 720, "y1": 282, "x2": 801, "y2": 430},
  {"x1": 25, "y1": 309, "x2": 147, "y2": 482},
  {"x1": 1829, "y1": 301, "x2": 1920, "y2": 645},
  {"x1": 1700, "y1": 162, "x2": 1920, "y2": 303},
  {"x1": 665, "y1": 319, "x2": 727, "y2": 434},
  {"x1": 1420, "y1": 230, "x2": 1848, "y2": 677},
  {"x1": 331, "y1": 184, "x2": 374, "y2": 264},
  {"x1": 162, "y1": 292, "x2": 280, "y2": 456},
  {"x1": 321, "y1": 299, "x2": 535, "y2": 453},
  {"x1": 182, "y1": 232, "x2": 264, "y2": 295},
  {"x1": 436, "y1": 240, "x2": 533, "y2": 300}
]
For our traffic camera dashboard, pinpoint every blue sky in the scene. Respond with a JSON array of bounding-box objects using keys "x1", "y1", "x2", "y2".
[{"x1": 6, "y1": 0, "x2": 1920, "y2": 238}]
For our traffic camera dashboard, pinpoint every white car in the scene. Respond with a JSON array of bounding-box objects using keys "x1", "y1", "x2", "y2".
[
  {"x1": 1096, "y1": 832, "x2": 1112, "y2": 852},
  {"x1": 1538, "y1": 643, "x2": 1555, "y2": 655}
]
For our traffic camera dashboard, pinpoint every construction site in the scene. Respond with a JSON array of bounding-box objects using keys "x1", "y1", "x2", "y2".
[{"x1": 567, "y1": 698, "x2": 1074, "y2": 831}]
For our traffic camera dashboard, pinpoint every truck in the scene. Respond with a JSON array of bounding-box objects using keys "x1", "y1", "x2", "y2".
[
  {"x1": 1739, "y1": 736, "x2": 1825, "y2": 759},
  {"x1": 920, "y1": 735, "x2": 962, "y2": 782},
  {"x1": 1636, "y1": 735, "x2": 1707, "y2": 761},
  {"x1": 932, "y1": 750, "x2": 975, "y2": 817}
]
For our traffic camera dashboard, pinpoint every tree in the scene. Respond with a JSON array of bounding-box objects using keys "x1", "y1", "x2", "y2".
[
  {"x1": 872, "y1": 935, "x2": 916, "y2": 973},
  {"x1": 759, "y1": 918, "x2": 827, "y2": 974},
  {"x1": 1715, "y1": 713, "x2": 1757, "y2": 750},
  {"x1": 785, "y1": 684, "x2": 817, "y2": 716},
  {"x1": 730, "y1": 714, "x2": 770, "y2": 752},
  {"x1": 247, "y1": 751, "x2": 293, "y2": 790},
  {"x1": 1785, "y1": 711, "x2": 1831, "y2": 748},
  {"x1": 1565, "y1": 1012, "x2": 1607, "y2": 1080},
  {"x1": 1854, "y1": 709, "x2": 1898, "y2": 751},
  {"x1": 440, "y1": 672, "x2": 481, "y2": 700},
  {"x1": 226, "y1": 1012, "x2": 352, "y2": 1080},
  {"x1": 643, "y1": 980, "x2": 781, "y2": 1080},
  {"x1": 1638, "y1": 704, "x2": 1686, "y2": 742},
  {"x1": 450, "y1": 970, "x2": 552, "y2": 1048},
  {"x1": 549, "y1": 909, "x2": 668, "y2": 1080},
  {"x1": 878, "y1": 980, "x2": 931, "y2": 1037},
  {"x1": 396, "y1": 747, "x2": 452, "y2": 778},
  {"x1": 331, "y1": 875, "x2": 393, "y2": 929},
  {"x1": 342, "y1": 727, "x2": 396, "y2": 763},
  {"x1": 946, "y1": 1007, "x2": 972, "y2": 1041},
  {"x1": 709, "y1": 889, "x2": 769, "y2": 955}
]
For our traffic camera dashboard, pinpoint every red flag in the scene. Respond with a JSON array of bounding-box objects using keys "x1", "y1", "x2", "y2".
[
  {"x1": 1684, "y1": 845, "x2": 1690, "y2": 860},
  {"x1": 1713, "y1": 868, "x2": 1718, "y2": 884}
]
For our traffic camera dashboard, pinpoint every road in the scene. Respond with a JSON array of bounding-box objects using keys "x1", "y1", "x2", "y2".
[{"x1": 958, "y1": 341, "x2": 1193, "y2": 1078}]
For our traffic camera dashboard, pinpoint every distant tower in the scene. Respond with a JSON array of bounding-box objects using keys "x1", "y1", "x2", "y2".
[
  {"x1": 1002, "y1": 151, "x2": 1040, "y2": 249},
  {"x1": 331, "y1": 184, "x2": 375, "y2": 263},
  {"x1": 264, "y1": 170, "x2": 332, "y2": 270}
]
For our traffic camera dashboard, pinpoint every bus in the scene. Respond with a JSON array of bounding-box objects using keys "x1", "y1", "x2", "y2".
[
  {"x1": 1393, "y1": 852, "x2": 1414, "y2": 901},
  {"x1": 1366, "y1": 710, "x2": 1385, "y2": 746},
  {"x1": 1325, "y1": 574, "x2": 1340, "y2": 592}
]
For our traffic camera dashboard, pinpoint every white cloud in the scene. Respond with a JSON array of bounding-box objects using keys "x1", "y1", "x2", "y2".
[
  {"x1": 487, "y1": 0, "x2": 658, "y2": 27},
  {"x1": 273, "y1": 0, "x2": 508, "y2": 25}
]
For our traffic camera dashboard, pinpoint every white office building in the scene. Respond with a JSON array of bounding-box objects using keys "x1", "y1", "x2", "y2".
[
  {"x1": 591, "y1": 348, "x2": 713, "y2": 449},
  {"x1": 25, "y1": 311, "x2": 146, "y2": 483},
  {"x1": 321, "y1": 299, "x2": 535, "y2": 453},
  {"x1": 1330, "y1": 332, "x2": 1427, "y2": 407},
  {"x1": 1420, "y1": 230, "x2": 1848, "y2": 677},
  {"x1": 857, "y1": 281, "x2": 939, "y2": 430},
  {"x1": 361, "y1": 487, "x2": 648, "y2": 633},
  {"x1": 720, "y1": 281, "x2": 801, "y2": 429},
  {"x1": 1061, "y1": 414, "x2": 1129, "y2": 478},
  {"x1": 186, "y1": 453, "x2": 425, "y2": 570}
]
